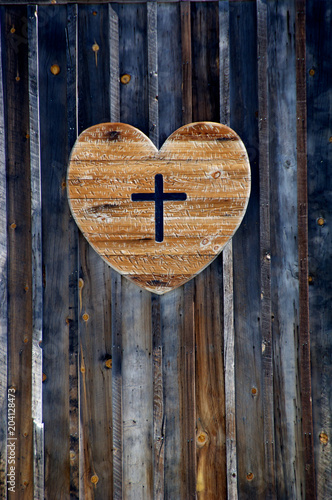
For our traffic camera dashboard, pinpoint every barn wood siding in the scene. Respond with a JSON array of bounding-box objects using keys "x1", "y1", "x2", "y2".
[{"x1": 0, "y1": 2, "x2": 330, "y2": 499}]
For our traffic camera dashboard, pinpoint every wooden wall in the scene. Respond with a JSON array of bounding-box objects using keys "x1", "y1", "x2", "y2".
[{"x1": 0, "y1": 1, "x2": 331, "y2": 499}]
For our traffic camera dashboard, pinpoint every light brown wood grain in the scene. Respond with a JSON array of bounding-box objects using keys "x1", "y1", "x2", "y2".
[{"x1": 67, "y1": 122, "x2": 250, "y2": 293}]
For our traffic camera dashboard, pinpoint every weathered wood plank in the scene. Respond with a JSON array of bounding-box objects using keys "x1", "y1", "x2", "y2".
[
  {"x1": 109, "y1": 6, "x2": 123, "y2": 500},
  {"x1": 229, "y1": 1, "x2": 264, "y2": 497},
  {"x1": 195, "y1": 261, "x2": 226, "y2": 499},
  {"x1": 147, "y1": 5, "x2": 164, "y2": 498},
  {"x1": 38, "y1": 6, "x2": 71, "y2": 498},
  {"x1": 192, "y1": 1, "x2": 219, "y2": 123},
  {"x1": 180, "y1": 280, "x2": 196, "y2": 499},
  {"x1": 156, "y1": 4, "x2": 183, "y2": 496},
  {"x1": 180, "y1": 0, "x2": 192, "y2": 125},
  {"x1": 147, "y1": 1, "x2": 159, "y2": 149},
  {"x1": 220, "y1": 3, "x2": 238, "y2": 498},
  {"x1": 257, "y1": 0, "x2": 276, "y2": 497},
  {"x1": 306, "y1": 1, "x2": 331, "y2": 499},
  {"x1": 77, "y1": 4, "x2": 113, "y2": 498},
  {"x1": 267, "y1": 2, "x2": 304, "y2": 498},
  {"x1": 0, "y1": 9, "x2": 8, "y2": 499},
  {"x1": 66, "y1": 4, "x2": 79, "y2": 498},
  {"x1": 115, "y1": 4, "x2": 154, "y2": 498},
  {"x1": 190, "y1": 3, "x2": 227, "y2": 498},
  {"x1": 157, "y1": 2, "x2": 182, "y2": 147},
  {"x1": 28, "y1": 5, "x2": 44, "y2": 499},
  {"x1": 121, "y1": 282, "x2": 153, "y2": 499},
  {"x1": 296, "y1": 1, "x2": 316, "y2": 498},
  {"x1": 4, "y1": 6, "x2": 34, "y2": 497},
  {"x1": 179, "y1": 5, "x2": 197, "y2": 497},
  {"x1": 117, "y1": 2, "x2": 149, "y2": 136}
]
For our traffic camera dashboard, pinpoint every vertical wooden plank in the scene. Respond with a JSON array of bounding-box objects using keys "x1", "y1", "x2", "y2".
[
  {"x1": 116, "y1": 5, "x2": 153, "y2": 497},
  {"x1": 28, "y1": 5, "x2": 44, "y2": 499},
  {"x1": 180, "y1": 1, "x2": 192, "y2": 125},
  {"x1": 147, "y1": 4, "x2": 164, "y2": 499},
  {"x1": 220, "y1": 3, "x2": 238, "y2": 498},
  {"x1": 0, "y1": 9, "x2": 8, "y2": 499},
  {"x1": 4, "y1": 6, "x2": 34, "y2": 497},
  {"x1": 157, "y1": 1, "x2": 182, "y2": 147},
  {"x1": 307, "y1": 2, "x2": 332, "y2": 498},
  {"x1": 117, "y1": 2, "x2": 149, "y2": 135},
  {"x1": 77, "y1": 5, "x2": 113, "y2": 498},
  {"x1": 38, "y1": 6, "x2": 70, "y2": 498},
  {"x1": 267, "y1": 2, "x2": 304, "y2": 498},
  {"x1": 157, "y1": 5, "x2": 183, "y2": 497},
  {"x1": 229, "y1": 1, "x2": 264, "y2": 497},
  {"x1": 66, "y1": 4, "x2": 79, "y2": 498},
  {"x1": 180, "y1": 3, "x2": 196, "y2": 498},
  {"x1": 179, "y1": 280, "x2": 196, "y2": 500},
  {"x1": 191, "y1": 1, "x2": 219, "y2": 123},
  {"x1": 147, "y1": 1, "x2": 159, "y2": 149},
  {"x1": 296, "y1": 0, "x2": 315, "y2": 498},
  {"x1": 195, "y1": 261, "x2": 226, "y2": 499},
  {"x1": 257, "y1": 0, "x2": 276, "y2": 497},
  {"x1": 190, "y1": 2, "x2": 226, "y2": 498},
  {"x1": 109, "y1": 5, "x2": 120, "y2": 123},
  {"x1": 109, "y1": 7, "x2": 122, "y2": 499}
]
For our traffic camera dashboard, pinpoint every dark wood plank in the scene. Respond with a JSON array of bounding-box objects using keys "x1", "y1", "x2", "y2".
[
  {"x1": 28, "y1": 6, "x2": 44, "y2": 499},
  {"x1": 180, "y1": 280, "x2": 196, "y2": 500},
  {"x1": 0, "y1": 9, "x2": 8, "y2": 497},
  {"x1": 66, "y1": 4, "x2": 80, "y2": 499},
  {"x1": 77, "y1": 4, "x2": 113, "y2": 498},
  {"x1": 157, "y1": 2, "x2": 182, "y2": 147},
  {"x1": 257, "y1": 0, "x2": 276, "y2": 497},
  {"x1": 115, "y1": 4, "x2": 153, "y2": 498},
  {"x1": 229, "y1": 1, "x2": 264, "y2": 497},
  {"x1": 117, "y1": 2, "x2": 149, "y2": 136},
  {"x1": 157, "y1": 4, "x2": 183, "y2": 496},
  {"x1": 267, "y1": 1, "x2": 304, "y2": 498},
  {"x1": 191, "y1": 1, "x2": 219, "y2": 123},
  {"x1": 38, "y1": 6, "x2": 71, "y2": 498},
  {"x1": 306, "y1": 1, "x2": 332, "y2": 499},
  {"x1": 296, "y1": 2, "x2": 316, "y2": 499},
  {"x1": 180, "y1": 1, "x2": 192, "y2": 125},
  {"x1": 179, "y1": 4, "x2": 196, "y2": 498},
  {"x1": 4, "y1": 6, "x2": 34, "y2": 497}
]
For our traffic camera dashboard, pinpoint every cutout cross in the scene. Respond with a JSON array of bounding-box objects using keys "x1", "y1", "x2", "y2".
[{"x1": 131, "y1": 174, "x2": 187, "y2": 242}]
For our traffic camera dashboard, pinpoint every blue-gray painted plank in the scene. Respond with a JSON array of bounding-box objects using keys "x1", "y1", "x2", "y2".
[
  {"x1": 307, "y1": 1, "x2": 332, "y2": 498},
  {"x1": 0, "y1": 8, "x2": 8, "y2": 499},
  {"x1": 77, "y1": 4, "x2": 113, "y2": 498}
]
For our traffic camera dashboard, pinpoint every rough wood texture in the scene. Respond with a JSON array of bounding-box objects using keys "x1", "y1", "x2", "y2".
[
  {"x1": 38, "y1": 6, "x2": 71, "y2": 498},
  {"x1": 67, "y1": 122, "x2": 251, "y2": 294},
  {"x1": 28, "y1": 6, "x2": 44, "y2": 498},
  {"x1": 229, "y1": 1, "x2": 264, "y2": 497},
  {"x1": 257, "y1": 1, "x2": 276, "y2": 497},
  {"x1": 0, "y1": 2, "x2": 331, "y2": 498},
  {"x1": 268, "y1": 2, "x2": 304, "y2": 498},
  {"x1": 296, "y1": 1, "x2": 316, "y2": 498},
  {"x1": 0, "y1": 9, "x2": 7, "y2": 497},
  {"x1": 77, "y1": 5, "x2": 113, "y2": 498},
  {"x1": 4, "y1": 6, "x2": 34, "y2": 497},
  {"x1": 307, "y1": 2, "x2": 332, "y2": 498}
]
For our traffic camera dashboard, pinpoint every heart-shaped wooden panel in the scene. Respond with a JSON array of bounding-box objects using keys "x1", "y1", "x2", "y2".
[{"x1": 67, "y1": 122, "x2": 250, "y2": 294}]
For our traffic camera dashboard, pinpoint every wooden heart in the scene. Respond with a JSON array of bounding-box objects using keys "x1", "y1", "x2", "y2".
[{"x1": 67, "y1": 122, "x2": 250, "y2": 294}]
